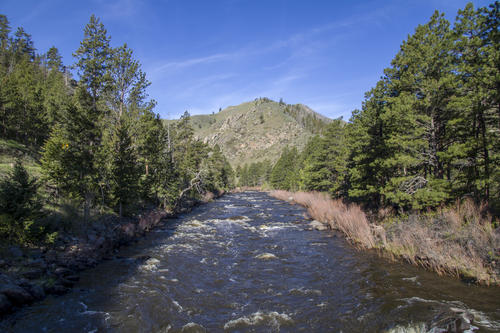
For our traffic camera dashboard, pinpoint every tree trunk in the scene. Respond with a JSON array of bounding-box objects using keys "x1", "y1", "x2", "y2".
[
  {"x1": 478, "y1": 107, "x2": 490, "y2": 200},
  {"x1": 83, "y1": 193, "x2": 92, "y2": 224}
]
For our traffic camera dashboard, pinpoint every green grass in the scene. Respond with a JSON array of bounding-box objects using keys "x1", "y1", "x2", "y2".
[{"x1": 0, "y1": 138, "x2": 41, "y2": 178}]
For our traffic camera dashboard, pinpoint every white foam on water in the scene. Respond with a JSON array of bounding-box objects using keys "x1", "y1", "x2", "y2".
[
  {"x1": 79, "y1": 302, "x2": 88, "y2": 311},
  {"x1": 223, "y1": 311, "x2": 293, "y2": 331},
  {"x1": 140, "y1": 258, "x2": 160, "y2": 271},
  {"x1": 402, "y1": 276, "x2": 420, "y2": 285},
  {"x1": 288, "y1": 287, "x2": 322, "y2": 296},
  {"x1": 181, "y1": 322, "x2": 206, "y2": 332},
  {"x1": 161, "y1": 243, "x2": 197, "y2": 254},
  {"x1": 172, "y1": 299, "x2": 183, "y2": 312},
  {"x1": 255, "y1": 253, "x2": 278, "y2": 260},
  {"x1": 467, "y1": 308, "x2": 500, "y2": 331},
  {"x1": 81, "y1": 309, "x2": 111, "y2": 321},
  {"x1": 400, "y1": 297, "x2": 500, "y2": 331},
  {"x1": 401, "y1": 296, "x2": 436, "y2": 304},
  {"x1": 185, "y1": 219, "x2": 206, "y2": 228},
  {"x1": 310, "y1": 242, "x2": 328, "y2": 246},
  {"x1": 384, "y1": 323, "x2": 427, "y2": 333}
]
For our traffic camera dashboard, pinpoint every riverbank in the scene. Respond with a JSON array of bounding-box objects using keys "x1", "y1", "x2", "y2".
[
  {"x1": 0, "y1": 192, "x2": 222, "y2": 316},
  {"x1": 269, "y1": 190, "x2": 500, "y2": 286}
]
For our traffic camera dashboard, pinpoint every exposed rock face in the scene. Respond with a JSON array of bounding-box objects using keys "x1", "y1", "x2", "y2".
[{"x1": 170, "y1": 100, "x2": 332, "y2": 167}]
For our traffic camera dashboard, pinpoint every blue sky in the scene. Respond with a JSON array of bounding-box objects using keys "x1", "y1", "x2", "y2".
[{"x1": 0, "y1": 0, "x2": 492, "y2": 119}]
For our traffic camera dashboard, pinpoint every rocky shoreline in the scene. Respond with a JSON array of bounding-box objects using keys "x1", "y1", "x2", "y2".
[{"x1": 0, "y1": 196, "x2": 216, "y2": 317}]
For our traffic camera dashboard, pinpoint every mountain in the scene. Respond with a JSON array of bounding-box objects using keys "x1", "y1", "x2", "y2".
[{"x1": 170, "y1": 98, "x2": 332, "y2": 167}]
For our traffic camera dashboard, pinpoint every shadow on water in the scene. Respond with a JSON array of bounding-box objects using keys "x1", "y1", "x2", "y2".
[{"x1": 1, "y1": 191, "x2": 500, "y2": 332}]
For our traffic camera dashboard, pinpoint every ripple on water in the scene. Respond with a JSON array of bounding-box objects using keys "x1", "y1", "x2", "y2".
[
  {"x1": 2, "y1": 192, "x2": 499, "y2": 333},
  {"x1": 223, "y1": 311, "x2": 294, "y2": 331}
]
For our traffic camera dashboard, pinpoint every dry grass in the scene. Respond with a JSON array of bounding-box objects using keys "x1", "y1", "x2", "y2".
[
  {"x1": 385, "y1": 198, "x2": 499, "y2": 284},
  {"x1": 270, "y1": 190, "x2": 375, "y2": 248},
  {"x1": 269, "y1": 191, "x2": 499, "y2": 285}
]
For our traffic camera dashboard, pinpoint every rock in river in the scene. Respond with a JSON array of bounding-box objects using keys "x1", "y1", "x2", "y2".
[{"x1": 310, "y1": 220, "x2": 328, "y2": 231}]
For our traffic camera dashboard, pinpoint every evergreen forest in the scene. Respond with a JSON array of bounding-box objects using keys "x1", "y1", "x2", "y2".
[
  {"x1": 269, "y1": 3, "x2": 499, "y2": 214},
  {"x1": 1, "y1": 2, "x2": 499, "y2": 246},
  {"x1": 0, "y1": 14, "x2": 233, "y2": 244}
]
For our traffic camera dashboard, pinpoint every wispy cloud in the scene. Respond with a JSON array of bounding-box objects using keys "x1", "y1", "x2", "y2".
[
  {"x1": 171, "y1": 73, "x2": 236, "y2": 99},
  {"x1": 162, "y1": 53, "x2": 231, "y2": 70},
  {"x1": 149, "y1": 2, "x2": 398, "y2": 119},
  {"x1": 148, "y1": 4, "x2": 387, "y2": 82}
]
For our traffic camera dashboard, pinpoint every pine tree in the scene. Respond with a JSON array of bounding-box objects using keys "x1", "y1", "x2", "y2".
[
  {"x1": 270, "y1": 146, "x2": 299, "y2": 190},
  {"x1": 300, "y1": 120, "x2": 348, "y2": 197},
  {"x1": 109, "y1": 43, "x2": 150, "y2": 119},
  {"x1": 73, "y1": 14, "x2": 111, "y2": 112},
  {"x1": 451, "y1": 3, "x2": 499, "y2": 205},
  {"x1": 347, "y1": 82, "x2": 390, "y2": 207},
  {"x1": 41, "y1": 88, "x2": 100, "y2": 222},
  {"x1": 0, "y1": 160, "x2": 42, "y2": 242},
  {"x1": 105, "y1": 117, "x2": 139, "y2": 217}
]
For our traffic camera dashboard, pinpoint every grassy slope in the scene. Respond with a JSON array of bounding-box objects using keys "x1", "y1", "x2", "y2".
[
  {"x1": 166, "y1": 100, "x2": 331, "y2": 167},
  {"x1": 0, "y1": 139, "x2": 41, "y2": 178}
]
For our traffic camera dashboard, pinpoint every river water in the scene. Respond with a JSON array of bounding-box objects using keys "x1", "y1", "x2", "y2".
[{"x1": 1, "y1": 192, "x2": 499, "y2": 332}]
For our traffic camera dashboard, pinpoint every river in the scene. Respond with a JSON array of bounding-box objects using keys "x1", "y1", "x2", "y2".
[{"x1": 1, "y1": 192, "x2": 499, "y2": 332}]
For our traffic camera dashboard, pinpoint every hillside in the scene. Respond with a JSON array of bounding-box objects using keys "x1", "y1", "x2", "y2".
[{"x1": 170, "y1": 98, "x2": 332, "y2": 167}]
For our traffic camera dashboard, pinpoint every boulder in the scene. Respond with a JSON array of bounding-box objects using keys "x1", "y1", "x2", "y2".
[
  {"x1": 429, "y1": 307, "x2": 476, "y2": 333},
  {"x1": 54, "y1": 267, "x2": 74, "y2": 277},
  {"x1": 181, "y1": 322, "x2": 207, "y2": 333},
  {"x1": 45, "y1": 284, "x2": 69, "y2": 295},
  {"x1": 9, "y1": 246, "x2": 23, "y2": 258},
  {"x1": 58, "y1": 278, "x2": 75, "y2": 288},
  {"x1": 0, "y1": 294, "x2": 12, "y2": 314},
  {"x1": 22, "y1": 269, "x2": 44, "y2": 279},
  {"x1": 21, "y1": 283, "x2": 45, "y2": 300},
  {"x1": 310, "y1": 220, "x2": 328, "y2": 231},
  {"x1": 27, "y1": 258, "x2": 47, "y2": 269},
  {"x1": 65, "y1": 275, "x2": 80, "y2": 282},
  {"x1": 0, "y1": 284, "x2": 34, "y2": 306}
]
